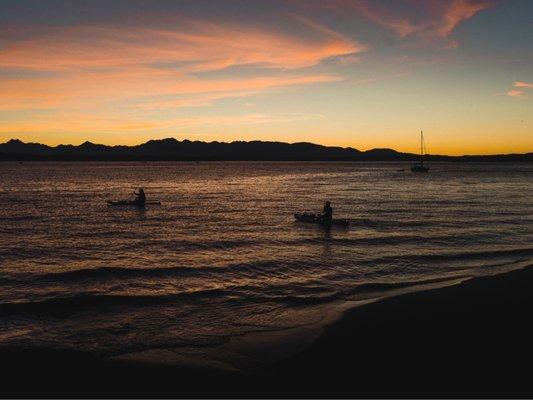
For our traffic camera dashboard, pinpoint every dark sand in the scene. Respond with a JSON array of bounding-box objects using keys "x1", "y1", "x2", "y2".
[{"x1": 3, "y1": 265, "x2": 533, "y2": 398}]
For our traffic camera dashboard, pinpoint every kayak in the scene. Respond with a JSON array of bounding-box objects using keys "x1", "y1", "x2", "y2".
[
  {"x1": 107, "y1": 200, "x2": 161, "y2": 206},
  {"x1": 294, "y1": 213, "x2": 350, "y2": 227}
]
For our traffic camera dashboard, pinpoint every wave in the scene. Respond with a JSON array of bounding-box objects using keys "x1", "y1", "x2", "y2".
[
  {"x1": 116, "y1": 232, "x2": 515, "y2": 251},
  {"x1": 0, "y1": 259, "x2": 289, "y2": 284},
  {"x1": 0, "y1": 238, "x2": 261, "y2": 262},
  {"x1": 3, "y1": 261, "x2": 529, "y2": 316},
  {"x1": 0, "y1": 288, "x2": 229, "y2": 315},
  {"x1": 0, "y1": 272, "x2": 476, "y2": 315},
  {"x1": 0, "y1": 215, "x2": 40, "y2": 222},
  {"x1": 366, "y1": 247, "x2": 533, "y2": 266},
  {"x1": 270, "y1": 275, "x2": 472, "y2": 305},
  {"x1": 0, "y1": 265, "x2": 219, "y2": 283},
  {"x1": 348, "y1": 275, "x2": 470, "y2": 293},
  {"x1": 119, "y1": 238, "x2": 260, "y2": 252},
  {"x1": 2, "y1": 246, "x2": 531, "y2": 286},
  {"x1": 285, "y1": 234, "x2": 500, "y2": 247}
]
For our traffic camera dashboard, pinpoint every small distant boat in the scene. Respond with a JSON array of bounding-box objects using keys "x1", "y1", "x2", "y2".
[{"x1": 411, "y1": 131, "x2": 429, "y2": 173}]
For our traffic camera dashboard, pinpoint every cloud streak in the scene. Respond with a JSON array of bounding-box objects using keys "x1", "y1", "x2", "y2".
[
  {"x1": 504, "y1": 81, "x2": 533, "y2": 98},
  {"x1": 507, "y1": 89, "x2": 524, "y2": 98},
  {"x1": 363, "y1": 0, "x2": 493, "y2": 46},
  {"x1": 0, "y1": 18, "x2": 360, "y2": 113},
  {"x1": 295, "y1": 0, "x2": 494, "y2": 47},
  {"x1": 0, "y1": 19, "x2": 361, "y2": 72},
  {"x1": 514, "y1": 81, "x2": 533, "y2": 89},
  {"x1": 0, "y1": 70, "x2": 341, "y2": 111},
  {"x1": 135, "y1": 75, "x2": 341, "y2": 110}
]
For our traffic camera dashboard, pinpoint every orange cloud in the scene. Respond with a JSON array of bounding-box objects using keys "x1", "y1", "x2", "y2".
[
  {"x1": 502, "y1": 81, "x2": 533, "y2": 98},
  {"x1": 299, "y1": 0, "x2": 493, "y2": 47},
  {"x1": 434, "y1": 0, "x2": 492, "y2": 38},
  {"x1": 0, "y1": 20, "x2": 361, "y2": 72},
  {"x1": 0, "y1": 19, "x2": 359, "y2": 114},
  {"x1": 507, "y1": 90, "x2": 524, "y2": 98},
  {"x1": 371, "y1": 0, "x2": 491, "y2": 44},
  {"x1": 514, "y1": 81, "x2": 533, "y2": 89},
  {"x1": 0, "y1": 71, "x2": 340, "y2": 112},
  {"x1": 135, "y1": 75, "x2": 341, "y2": 110}
]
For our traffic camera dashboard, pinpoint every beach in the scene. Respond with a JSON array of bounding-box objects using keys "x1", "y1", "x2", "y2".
[
  {"x1": 267, "y1": 263, "x2": 533, "y2": 398},
  {"x1": 2, "y1": 263, "x2": 533, "y2": 397}
]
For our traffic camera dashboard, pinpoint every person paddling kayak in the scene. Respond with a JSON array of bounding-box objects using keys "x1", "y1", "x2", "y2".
[
  {"x1": 133, "y1": 188, "x2": 146, "y2": 206},
  {"x1": 321, "y1": 201, "x2": 333, "y2": 224}
]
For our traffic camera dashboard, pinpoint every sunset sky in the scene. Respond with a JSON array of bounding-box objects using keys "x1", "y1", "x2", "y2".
[{"x1": 1, "y1": 0, "x2": 532, "y2": 155}]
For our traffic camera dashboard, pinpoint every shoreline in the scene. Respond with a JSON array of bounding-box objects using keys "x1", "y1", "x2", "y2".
[
  {"x1": 195, "y1": 259, "x2": 531, "y2": 375},
  {"x1": 104, "y1": 273, "x2": 485, "y2": 373},
  {"x1": 2, "y1": 262, "x2": 533, "y2": 397},
  {"x1": 264, "y1": 262, "x2": 533, "y2": 397}
]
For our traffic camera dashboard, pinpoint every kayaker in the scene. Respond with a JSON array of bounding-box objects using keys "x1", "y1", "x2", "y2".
[
  {"x1": 322, "y1": 201, "x2": 333, "y2": 224},
  {"x1": 133, "y1": 188, "x2": 146, "y2": 206}
]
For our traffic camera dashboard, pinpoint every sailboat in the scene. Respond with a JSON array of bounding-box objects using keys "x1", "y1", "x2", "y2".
[{"x1": 411, "y1": 131, "x2": 429, "y2": 172}]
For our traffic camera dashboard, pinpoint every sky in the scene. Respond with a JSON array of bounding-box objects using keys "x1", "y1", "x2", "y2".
[{"x1": 0, "y1": 0, "x2": 532, "y2": 155}]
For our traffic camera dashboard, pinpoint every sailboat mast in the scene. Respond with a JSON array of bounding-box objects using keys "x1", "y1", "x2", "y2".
[
  {"x1": 420, "y1": 131, "x2": 423, "y2": 157},
  {"x1": 411, "y1": 130, "x2": 429, "y2": 172}
]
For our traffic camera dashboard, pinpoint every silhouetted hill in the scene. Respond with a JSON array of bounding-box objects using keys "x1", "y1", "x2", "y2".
[{"x1": 0, "y1": 138, "x2": 531, "y2": 161}]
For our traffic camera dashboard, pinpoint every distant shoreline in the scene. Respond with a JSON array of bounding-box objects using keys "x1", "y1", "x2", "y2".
[{"x1": 1, "y1": 138, "x2": 531, "y2": 161}]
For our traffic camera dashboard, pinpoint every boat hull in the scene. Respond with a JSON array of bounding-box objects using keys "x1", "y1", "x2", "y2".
[
  {"x1": 106, "y1": 200, "x2": 161, "y2": 206},
  {"x1": 294, "y1": 213, "x2": 349, "y2": 227},
  {"x1": 411, "y1": 164, "x2": 429, "y2": 173}
]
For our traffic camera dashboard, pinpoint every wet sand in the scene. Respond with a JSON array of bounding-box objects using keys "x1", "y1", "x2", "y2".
[{"x1": 3, "y1": 265, "x2": 533, "y2": 398}]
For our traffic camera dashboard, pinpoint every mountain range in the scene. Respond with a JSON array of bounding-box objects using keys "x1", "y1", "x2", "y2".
[{"x1": 0, "y1": 138, "x2": 531, "y2": 161}]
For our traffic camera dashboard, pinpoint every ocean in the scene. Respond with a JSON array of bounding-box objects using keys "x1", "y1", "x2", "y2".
[{"x1": 0, "y1": 161, "x2": 532, "y2": 363}]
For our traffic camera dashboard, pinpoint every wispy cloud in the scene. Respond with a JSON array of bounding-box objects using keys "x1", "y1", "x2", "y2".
[
  {"x1": 363, "y1": 0, "x2": 493, "y2": 46},
  {"x1": 507, "y1": 89, "x2": 525, "y2": 98},
  {"x1": 0, "y1": 70, "x2": 342, "y2": 111},
  {"x1": 0, "y1": 20, "x2": 361, "y2": 73},
  {"x1": 134, "y1": 75, "x2": 340, "y2": 110},
  {"x1": 503, "y1": 81, "x2": 533, "y2": 98},
  {"x1": 433, "y1": 0, "x2": 492, "y2": 39},
  {"x1": 0, "y1": 18, "x2": 360, "y2": 113},
  {"x1": 295, "y1": 0, "x2": 494, "y2": 47},
  {"x1": 514, "y1": 81, "x2": 533, "y2": 89}
]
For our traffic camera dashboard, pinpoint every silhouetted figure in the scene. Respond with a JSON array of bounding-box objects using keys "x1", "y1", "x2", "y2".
[
  {"x1": 134, "y1": 188, "x2": 146, "y2": 206},
  {"x1": 322, "y1": 201, "x2": 333, "y2": 224}
]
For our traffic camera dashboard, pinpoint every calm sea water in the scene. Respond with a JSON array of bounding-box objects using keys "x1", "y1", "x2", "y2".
[{"x1": 0, "y1": 162, "x2": 532, "y2": 358}]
